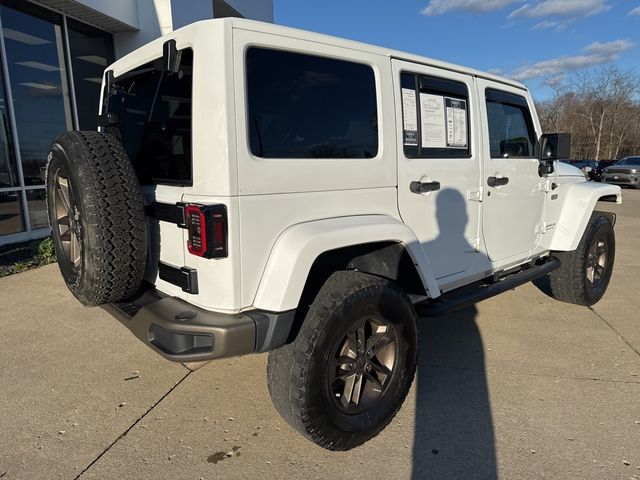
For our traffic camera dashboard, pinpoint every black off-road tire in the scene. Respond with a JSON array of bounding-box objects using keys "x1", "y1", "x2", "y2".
[
  {"x1": 549, "y1": 213, "x2": 615, "y2": 306},
  {"x1": 46, "y1": 131, "x2": 146, "y2": 306},
  {"x1": 267, "y1": 271, "x2": 418, "y2": 451}
]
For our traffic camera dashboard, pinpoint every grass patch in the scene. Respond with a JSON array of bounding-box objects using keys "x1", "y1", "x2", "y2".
[{"x1": 0, "y1": 237, "x2": 56, "y2": 278}]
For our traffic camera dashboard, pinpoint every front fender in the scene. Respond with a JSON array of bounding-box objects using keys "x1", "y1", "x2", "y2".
[
  {"x1": 545, "y1": 182, "x2": 621, "y2": 252},
  {"x1": 252, "y1": 215, "x2": 441, "y2": 312}
]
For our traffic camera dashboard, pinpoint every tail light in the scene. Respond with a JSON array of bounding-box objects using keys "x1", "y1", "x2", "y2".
[{"x1": 184, "y1": 204, "x2": 227, "y2": 258}]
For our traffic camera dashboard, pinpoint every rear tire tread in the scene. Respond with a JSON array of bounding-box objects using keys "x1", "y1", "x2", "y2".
[{"x1": 267, "y1": 271, "x2": 417, "y2": 450}]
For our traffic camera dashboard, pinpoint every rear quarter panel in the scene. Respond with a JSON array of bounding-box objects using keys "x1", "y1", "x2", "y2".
[{"x1": 231, "y1": 27, "x2": 400, "y2": 309}]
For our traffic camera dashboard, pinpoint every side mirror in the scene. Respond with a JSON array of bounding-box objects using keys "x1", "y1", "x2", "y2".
[{"x1": 540, "y1": 133, "x2": 571, "y2": 161}]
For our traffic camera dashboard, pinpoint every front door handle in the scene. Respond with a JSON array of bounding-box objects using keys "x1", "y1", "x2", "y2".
[
  {"x1": 410, "y1": 181, "x2": 441, "y2": 194},
  {"x1": 487, "y1": 176, "x2": 509, "y2": 187}
]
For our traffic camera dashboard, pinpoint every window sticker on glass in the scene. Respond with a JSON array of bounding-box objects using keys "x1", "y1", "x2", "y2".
[
  {"x1": 445, "y1": 97, "x2": 467, "y2": 148},
  {"x1": 420, "y1": 93, "x2": 446, "y2": 148},
  {"x1": 401, "y1": 88, "x2": 418, "y2": 145}
]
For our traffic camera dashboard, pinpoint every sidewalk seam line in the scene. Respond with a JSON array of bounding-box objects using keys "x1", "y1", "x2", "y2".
[
  {"x1": 589, "y1": 306, "x2": 640, "y2": 357},
  {"x1": 73, "y1": 371, "x2": 192, "y2": 480}
]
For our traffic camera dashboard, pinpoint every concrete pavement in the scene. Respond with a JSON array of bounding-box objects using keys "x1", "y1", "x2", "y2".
[{"x1": 1, "y1": 191, "x2": 639, "y2": 480}]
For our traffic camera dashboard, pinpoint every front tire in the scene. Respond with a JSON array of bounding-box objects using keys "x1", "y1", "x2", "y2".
[
  {"x1": 549, "y1": 214, "x2": 615, "y2": 306},
  {"x1": 267, "y1": 271, "x2": 418, "y2": 450}
]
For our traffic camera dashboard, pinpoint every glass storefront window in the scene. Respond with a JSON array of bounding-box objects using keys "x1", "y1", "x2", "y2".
[
  {"x1": 67, "y1": 18, "x2": 114, "y2": 131},
  {"x1": 0, "y1": 61, "x2": 18, "y2": 189},
  {"x1": 0, "y1": 0, "x2": 114, "y2": 243},
  {"x1": 1, "y1": 3, "x2": 73, "y2": 186},
  {"x1": 0, "y1": 189, "x2": 24, "y2": 235},
  {"x1": 25, "y1": 188, "x2": 47, "y2": 230}
]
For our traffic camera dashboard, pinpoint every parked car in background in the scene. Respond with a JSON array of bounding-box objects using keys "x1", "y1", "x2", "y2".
[
  {"x1": 591, "y1": 160, "x2": 615, "y2": 182},
  {"x1": 574, "y1": 160, "x2": 598, "y2": 172},
  {"x1": 576, "y1": 160, "x2": 599, "y2": 179},
  {"x1": 602, "y1": 156, "x2": 640, "y2": 188}
]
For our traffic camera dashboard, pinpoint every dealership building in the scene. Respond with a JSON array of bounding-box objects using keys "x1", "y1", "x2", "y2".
[{"x1": 0, "y1": 0, "x2": 272, "y2": 246}]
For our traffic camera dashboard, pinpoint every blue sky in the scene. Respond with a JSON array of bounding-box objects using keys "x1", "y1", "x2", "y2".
[{"x1": 274, "y1": 0, "x2": 640, "y2": 101}]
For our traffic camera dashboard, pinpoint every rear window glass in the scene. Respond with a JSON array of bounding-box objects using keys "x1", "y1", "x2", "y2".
[
  {"x1": 400, "y1": 72, "x2": 471, "y2": 159},
  {"x1": 246, "y1": 48, "x2": 378, "y2": 159},
  {"x1": 105, "y1": 49, "x2": 193, "y2": 185}
]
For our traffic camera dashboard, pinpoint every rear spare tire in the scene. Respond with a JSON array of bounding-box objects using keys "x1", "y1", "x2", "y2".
[{"x1": 46, "y1": 131, "x2": 146, "y2": 306}]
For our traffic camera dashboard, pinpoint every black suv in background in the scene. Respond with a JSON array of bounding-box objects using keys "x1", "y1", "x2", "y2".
[{"x1": 591, "y1": 160, "x2": 615, "y2": 182}]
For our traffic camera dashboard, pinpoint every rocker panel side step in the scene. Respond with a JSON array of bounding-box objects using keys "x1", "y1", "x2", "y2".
[{"x1": 416, "y1": 257, "x2": 560, "y2": 317}]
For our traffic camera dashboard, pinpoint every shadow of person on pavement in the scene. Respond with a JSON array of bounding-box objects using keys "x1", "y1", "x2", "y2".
[{"x1": 411, "y1": 188, "x2": 497, "y2": 480}]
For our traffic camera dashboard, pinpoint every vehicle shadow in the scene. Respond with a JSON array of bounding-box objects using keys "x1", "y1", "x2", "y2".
[{"x1": 411, "y1": 188, "x2": 497, "y2": 479}]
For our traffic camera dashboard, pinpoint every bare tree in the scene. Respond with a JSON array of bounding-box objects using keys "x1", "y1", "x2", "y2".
[{"x1": 536, "y1": 66, "x2": 640, "y2": 160}]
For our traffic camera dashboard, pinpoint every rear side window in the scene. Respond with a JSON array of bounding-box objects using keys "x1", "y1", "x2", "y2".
[
  {"x1": 400, "y1": 72, "x2": 471, "y2": 159},
  {"x1": 105, "y1": 49, "x2": 193, "y2": 185},
  {"x1": 246, "y1": 48, "x2": 378, "y2": 159},
  {"x1": 485, "y1": 89, "x2": 536, "y2": 159}
]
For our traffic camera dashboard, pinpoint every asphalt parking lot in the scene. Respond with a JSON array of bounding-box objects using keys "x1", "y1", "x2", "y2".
[{"x1": 1, "y1": 190, "x2": 639, "y2": 480}]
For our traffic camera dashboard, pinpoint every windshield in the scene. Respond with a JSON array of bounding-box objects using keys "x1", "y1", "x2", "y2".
[
  {"x1": 615, "y1": 157, "x2": 640, "y2": 167},
  {"x1": 104, "y1": 49, "x2": 193, "y2": 186}
]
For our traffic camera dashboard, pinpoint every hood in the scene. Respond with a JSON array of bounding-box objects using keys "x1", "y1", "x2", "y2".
[{"x1": 556, "y1": 162, "x2": 586, "y2": 177}]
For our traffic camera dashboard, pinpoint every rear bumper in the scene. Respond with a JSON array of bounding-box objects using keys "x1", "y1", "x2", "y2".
[{"x1": 102, "y1": 288, "x2": 295, "y2": 363}]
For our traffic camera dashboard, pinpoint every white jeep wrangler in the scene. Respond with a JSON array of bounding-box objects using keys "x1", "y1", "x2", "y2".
[{"x1": 46, "y1": 18, "x2": 621, "y2": 450}]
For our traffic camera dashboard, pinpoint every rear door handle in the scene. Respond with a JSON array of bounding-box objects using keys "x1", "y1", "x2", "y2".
[
  {"x1": 487, "y1": 176, "x2": 509, "y2": 187},
  {"x1": 410, "y1": 181, "x2": 441, "y2": 194}
]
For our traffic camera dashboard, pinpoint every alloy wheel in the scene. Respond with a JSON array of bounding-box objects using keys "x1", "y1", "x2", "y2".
[
  {"x1": 52, "y1": 167, "x2": 81, "y2": 268},
  {"x1": 586, "y1": 233, "x2": 607, "y2": 286},
  {"x1": 328, "y1": 315, "x2": 398, "y2": 414}
]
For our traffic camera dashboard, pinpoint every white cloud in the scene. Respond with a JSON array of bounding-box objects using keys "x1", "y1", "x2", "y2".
[
  {"x1": 531, "y1": 19, "x2": 562, "y2": 30},
  {"x1": 509, "y1": 0, "x2": 610, "y2": 19},
  {"x1": 629, "y1": 6, "x2": 640, "y2": 16},
  {"x1": 509, "y1": 39, "x2": 634, "y2": 81},
  {"x1": 421, "y1": 0, "x2": 518, "y2": 15},
  {"x1": 583, "y1": 40, "x2": 635, "y2": 55}
]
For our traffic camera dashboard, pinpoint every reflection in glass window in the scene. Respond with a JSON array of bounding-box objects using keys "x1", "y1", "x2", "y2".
[
  {"x1": 26, "y1": 188, "x2": 47, "y2": 229},
  {"x1": 0, "y1": 190, "x2": 24, "y2": 235},
  {"x1": 247, "y1": 48, "x2": 378, "y2": 159},
  {"x1": 67, "y1": 18, "x2": 114, "y2": 130},
  {"x1": 1, "y1": 4, "x2": 73, "y2": 186},
  {"x1": 0, "y1": 57, "x2": 18, "y2": 189}
]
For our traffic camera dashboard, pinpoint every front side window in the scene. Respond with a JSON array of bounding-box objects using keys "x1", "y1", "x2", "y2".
[
  {"x1": 105, "y1": 49, "x2": 193, "y2": 185},
  {"x1": 486, "y1": 89, "x2": 536, "y2": 159},
  {"x1": 246, "y1": 48, "x2": 378, "y2": 159}
]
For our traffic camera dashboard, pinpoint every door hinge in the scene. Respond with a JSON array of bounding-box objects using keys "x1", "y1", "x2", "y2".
[
  {"x1": 538, "y1": 179, "x2": 550, "y2": 192},
  {"x1": 466, "y1": 238, "x2": 480, "y2": 252},
  {"x1": 535, "y1": 222, "x2": 547, "y2": 234},
  {"x1": 467, "y1": 187, "x2": 483, "y2": 202}
]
